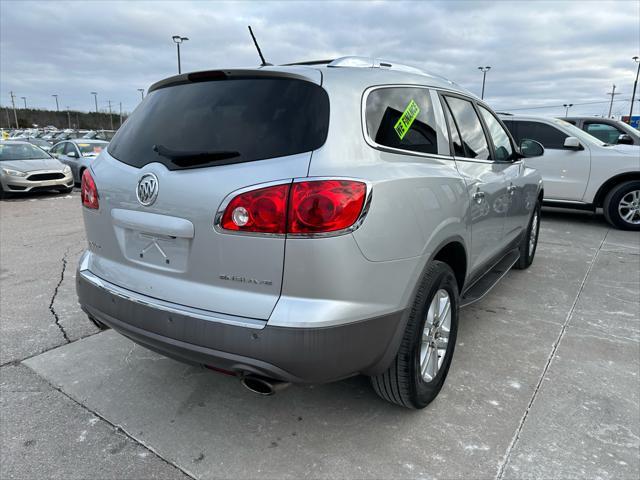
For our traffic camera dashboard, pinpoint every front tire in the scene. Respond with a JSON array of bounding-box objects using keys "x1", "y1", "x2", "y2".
[
  {"x1": 603, "y1": 181, "x2": 640, "y2": 231},
  {"x1": 371, "y1": 261, "x2": 458, "y2": 409},
  {"x1": 514, "y1": 200, "x2": 541, "y2": 270}
]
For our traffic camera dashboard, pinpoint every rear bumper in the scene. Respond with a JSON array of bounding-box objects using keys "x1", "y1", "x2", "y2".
[{"x1": 76, "y1": 265, "x2": 405, "y2": 384}]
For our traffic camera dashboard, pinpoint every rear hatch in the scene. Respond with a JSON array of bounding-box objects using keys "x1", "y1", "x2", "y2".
[{"x1": 83, "y1": 69, "x2": 329, "y2": 320}]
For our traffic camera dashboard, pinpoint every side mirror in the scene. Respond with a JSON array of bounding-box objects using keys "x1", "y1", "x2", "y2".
[
  {"x1": 66, "y1": 150, "x2": 78, "y2": 158},
  {"x1": 563, "y1": 137, "x2": 582, "y2": 150},
  {"x1": 519, "y1": 139, "x2": 544, "y2": 158},
  {"x1": 617, "y1": 134, "x2": 634, "y2": 145}
]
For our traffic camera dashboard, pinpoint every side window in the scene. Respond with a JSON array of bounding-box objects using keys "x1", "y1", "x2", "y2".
[
  {"x1": 365, "y1": 87, "x2": 440, "y2": 155},
  {"x1": 444, "y1": 96, "x2": 490, "y2": 160},
  {"x1": 479, "y1": 106, "x2": 514, "y2": 161},
  {"x1": 442, "y1": 99, "x2": 465, "y2": 156},
  {"x1": 514, "y1": 121, "x2": 568, "y2": 149},
  {"x1": 50, "y1": 143, "x2": 65, "y2": 156},
  {"x1": 63, "y1": 143, "x2": 77, "y2": 155},
  {"x1": 584, "y1": 123, "x2": 621, "y2": 144}
]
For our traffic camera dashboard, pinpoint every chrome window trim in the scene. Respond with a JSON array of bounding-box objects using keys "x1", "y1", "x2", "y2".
[
  {"x1": 213, "y1": 176, "x2": 373, "y2": 239},
  {"x1": 435, "y1": 89, "x2": 509, "y2": 166},
  {"x1": 78, "y1": 266, "x2": 266, "y2": 330},
  {"x1": 361, "y1": 84, "x2": 455, "y2": 162}
]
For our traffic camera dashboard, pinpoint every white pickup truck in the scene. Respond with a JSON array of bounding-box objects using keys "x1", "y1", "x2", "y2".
[{"x1": 501, "y1": 115, "x2": 640, "y2": 230}]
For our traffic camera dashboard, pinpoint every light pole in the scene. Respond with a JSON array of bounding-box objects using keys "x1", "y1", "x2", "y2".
[
  {"x1": 90, "y1": 92, "x2": 98, "y2": 113},
  {"x1": 9, "y1": 91, "x2": 18, "y2": 128},
  {"x1": 172, "y1": 35, "x2": 189, "y2": 74},
  {"x1": 137, "y1": 88, "x2": 144, "y2": 100},
  {"x1": 629, "y1": 56, "x2": 640, "y2": 121},
  {"x1": 20, "y1": 96, "x2": 27, "y2": 109},
  {"x1": 607, "y1": 84, "x2": 619, "y2": 118},
  {"x1": 52, "y1": 94, "x2": 59, "y2": 111},
  {"x1": 66, "y1": 107, "x2": 71, "y2": 129},
  {"x1": 108, "y1": 100, "x2": 113, "y2": 130},
  {"x1": 478, "y1": 66, "x2": 491, "y2": 100},
  {"x1": 563, "y1": 103, "x2": 573, "y2": 117}
]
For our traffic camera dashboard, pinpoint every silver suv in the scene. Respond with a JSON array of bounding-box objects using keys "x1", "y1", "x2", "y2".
[{"x1": 76, "y1": 57, "x2": 544, "y2": 408}]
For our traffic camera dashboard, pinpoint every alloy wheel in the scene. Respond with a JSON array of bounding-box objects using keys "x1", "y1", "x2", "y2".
[
  {"x1": 618, "y1": 190, "x2": 640, "y2": 225},
  {"x1": 419, "y1": 289, "x2": 452, "y2": 382}
]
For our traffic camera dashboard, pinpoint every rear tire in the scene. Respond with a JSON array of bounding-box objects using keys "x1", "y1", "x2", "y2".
[
  {"x1": 603, "y1": 181, "x2": 640, "y2": 231},
  {"x1": 370, "y1": 261, "x2": 458, "y2": 409},
  {"x1": 514, "y1": 201, "x2": 541, "y2": 270}
]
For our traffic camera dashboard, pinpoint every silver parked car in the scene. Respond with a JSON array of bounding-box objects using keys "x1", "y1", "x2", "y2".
[
  {"x1": 0, "y1": 141, "x2": 74, "y2": 196},
  {"x1": 50, "y1": 139, "x2": 108, "y2": 184},
  {"x1": 76, "y1": 57, "x2": 544, "y2": 408}
]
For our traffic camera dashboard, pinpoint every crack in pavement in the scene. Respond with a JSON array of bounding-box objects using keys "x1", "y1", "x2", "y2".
[
  {"x1": 495, "y1": 229, "x2": 610, "y2": 480},
  {"x1": 18, "y1": 363, "x2": 197, "y2": 480},
  {"x1": 49, "y1": 248, "x2": 71, "y2": 343}
]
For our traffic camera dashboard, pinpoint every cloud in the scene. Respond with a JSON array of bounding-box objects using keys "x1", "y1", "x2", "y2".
[{"x1": 0, "y1": 0, "x2": 638, "y2": 119}]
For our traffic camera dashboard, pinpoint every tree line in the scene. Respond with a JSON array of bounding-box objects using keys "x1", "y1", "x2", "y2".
[{"x1": 1, "y1": 107, "x2": 128, "y2": 130}]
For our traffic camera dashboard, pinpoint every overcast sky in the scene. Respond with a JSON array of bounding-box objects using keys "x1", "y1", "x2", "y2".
[{"x1": 1, "y1": 0, "x2": 639, "y2": 119}]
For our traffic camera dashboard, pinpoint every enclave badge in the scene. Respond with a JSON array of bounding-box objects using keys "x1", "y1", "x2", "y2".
[{"x1": 137, "y1": 173, "x2": 159, "y2": 206}]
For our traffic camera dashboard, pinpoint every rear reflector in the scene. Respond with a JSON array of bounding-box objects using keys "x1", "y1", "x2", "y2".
[
  {"x1": 218, "y1": 179, "x2": 368, "y2": 235},
  {"x1": 81, "y1": 169, "x2": 99, "y2": 209}
]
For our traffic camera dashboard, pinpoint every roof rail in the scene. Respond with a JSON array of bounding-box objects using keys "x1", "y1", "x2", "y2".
[
  {"x1": 327, "y1": 56, "x2": 424, "y2": 75},
  {"x1": 327, "y1": 56, "x2": 459, "y2": 85},
  {"x1": 282, "y1": 59, "x2": 335, "y2": 66}
]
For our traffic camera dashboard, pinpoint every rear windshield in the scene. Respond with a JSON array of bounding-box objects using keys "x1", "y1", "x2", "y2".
[{"x1": 108, "y1": 77, "x2": 330, "y2": 170}]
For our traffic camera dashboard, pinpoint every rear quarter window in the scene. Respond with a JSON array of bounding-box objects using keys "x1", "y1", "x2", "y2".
[
  {"x1": 365, "y1": 87, "x2": 441, "y2": 155},
  {"x1": 108, "y1": 77, "x2": 330, "y2": 170}
]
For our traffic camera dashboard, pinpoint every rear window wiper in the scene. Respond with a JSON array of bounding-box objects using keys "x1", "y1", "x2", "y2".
[{"x1": 153, "y1": 144, "x2": 240, "y2": 167}]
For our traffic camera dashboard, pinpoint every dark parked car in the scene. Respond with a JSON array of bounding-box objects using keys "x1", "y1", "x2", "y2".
[{"x1": 562, "y1": 117, "x2": 640, "y2": 146}]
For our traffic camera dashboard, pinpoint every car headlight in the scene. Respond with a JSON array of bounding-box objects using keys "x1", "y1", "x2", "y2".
[
  {"x1": 63, "y1": 165, "x2": 72, "y2": 174},
  {"x1": 1, "y1": 168, "x2": 27, "y2": 177}
]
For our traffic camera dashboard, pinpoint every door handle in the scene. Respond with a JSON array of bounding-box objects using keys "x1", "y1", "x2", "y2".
[
  {"x1": 472, "y1": 191, "x2": 485, "y2": 203},
  {"x1": 507, "y1": 185, "x2": 516, "y2": 195}
]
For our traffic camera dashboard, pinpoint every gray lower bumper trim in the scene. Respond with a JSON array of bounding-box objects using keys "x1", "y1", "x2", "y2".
[{"x1": 77, "y1": 270, "x2": 405, "y2": 383}]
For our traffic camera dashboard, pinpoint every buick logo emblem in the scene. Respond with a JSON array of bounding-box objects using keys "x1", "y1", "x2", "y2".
[{"x1": 136, "y1": 173, "x2": 159, "y2": 206}]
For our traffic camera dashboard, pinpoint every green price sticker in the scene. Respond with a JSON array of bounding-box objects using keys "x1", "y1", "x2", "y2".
[{"x1": 394, "y1": 99, "x2": 420, "y2": 140}]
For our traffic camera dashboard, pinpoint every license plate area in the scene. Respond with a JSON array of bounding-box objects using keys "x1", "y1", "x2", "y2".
[{"x1": 123, "y1": 230, "x2": 190, "y2": 272}]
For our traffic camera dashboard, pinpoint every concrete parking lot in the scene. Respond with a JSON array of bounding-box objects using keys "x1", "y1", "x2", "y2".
[{"x1": 1, "y1": 190, "x2": 638, "y2": 480}]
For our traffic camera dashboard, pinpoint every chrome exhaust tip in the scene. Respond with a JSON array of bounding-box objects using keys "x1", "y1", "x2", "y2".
[{"x1": 240, "y1": 375, "x2": 290, "y2": 396}]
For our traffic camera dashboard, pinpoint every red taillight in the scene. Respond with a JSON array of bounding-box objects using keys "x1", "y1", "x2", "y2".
[
  {"x1": 218, "y1": 179, "x2": 368, "y2": 235},
  {"x1": 288, "y1": 180, "x2": 367, "y2": 234},
  {"x1": 81, "y1": 169, "x2": 99, "y2": 209},
  {"x1": 220, "y1": 183, "x2": 289, "y2": 234}
]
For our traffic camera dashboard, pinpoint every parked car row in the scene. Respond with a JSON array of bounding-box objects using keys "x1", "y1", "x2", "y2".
[{"x1": 3, "y1": 128, "x2": 116, "y2": 144}]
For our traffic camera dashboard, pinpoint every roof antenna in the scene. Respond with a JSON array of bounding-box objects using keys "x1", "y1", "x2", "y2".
[{"x1": 248, "y1": 26, "x2": 271, "y2": 66}]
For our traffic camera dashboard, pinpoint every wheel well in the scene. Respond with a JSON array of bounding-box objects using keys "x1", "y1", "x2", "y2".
[
  {"x1": 433, "y1": 242, "x2": 467, "y2": 293},
  {"x1": 593, "y1": 173, "x2": 640, "y2": 207}
]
